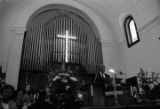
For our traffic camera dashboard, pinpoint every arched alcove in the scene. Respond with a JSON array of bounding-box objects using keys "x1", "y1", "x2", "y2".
[
  {"x1": 18, "y1": 4, "x2": 103, "y2": 90},
  {"x1": 5, "y1": 0, "x2": 115, "y2": 89}
]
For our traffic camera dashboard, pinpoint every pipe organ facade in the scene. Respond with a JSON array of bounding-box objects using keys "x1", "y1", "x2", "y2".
[{"x1": 20, "y1": 9, "x2": 103, "y2": 73}]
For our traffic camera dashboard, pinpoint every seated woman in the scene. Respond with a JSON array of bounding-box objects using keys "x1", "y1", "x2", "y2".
[
  {"x1": 23, "y1": 84, "x2": 32, "y2": 95},
  {"x1": 0, "y1": 84, "x2": 17, "y2": 109},
  {"x1": 22, "y1": 84, "x2": 34, "y2": 108}
]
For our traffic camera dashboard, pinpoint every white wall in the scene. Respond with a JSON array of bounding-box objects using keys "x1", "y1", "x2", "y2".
[
  {"x1": 0, "y1": 0, "x2": 116, "y2": 88},
  {"x1": 2, "y1": 0, "x2": 159, "y2": 87},
  {"x1": 116, "y1": 0, "x2": 160, "y2": 78},
  {"x1": 2, "y1": 0, "x2": 160, "y2": 88},
  {"x1": 0, "y1": 8, "x2": 14, "y2": 73},
  {"x1": 120, "y1": 17, "x2": 160, "y2": 78}
]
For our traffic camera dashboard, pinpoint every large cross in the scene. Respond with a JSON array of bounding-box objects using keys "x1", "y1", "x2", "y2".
[{"x1": 57, "y1": 30, "x2": 76, "y2": 63}]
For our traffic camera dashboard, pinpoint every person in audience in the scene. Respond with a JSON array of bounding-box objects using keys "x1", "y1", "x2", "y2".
[
  {"x1": 23, "y1": 84, "x2": 32, "y2": 95},
  {"x1": 148, "y1": 83, "x2": 158, "y2": 100},
  {"x1": 151, "y1": 81, "x2": 160, "y2": 99},
  {"x1": 23, "y1": 84, "x2": 34, "y2": 108},
  {"x1": 131, "y1": 86, "x2": 137, "y2": 103},
  {"x1": 0, "y1": 81, "x2": 6, "y2": 100},
  {"x1": 45, "y1": 86, "x2": 52, "y2": 104},
  {"x1": 32, "y1": 87, "x2": 39, "y2": 103},
  {"x1": 0, "y1": 84, "x2": 17, "y2": 109},
  {"x1": 16, "y1": 91, "x2": 25, "y2": 109},
  {"x1": 156, "y1": 80, "x2": 160, "y2": 99},
  {"x1": 35, "y1": 86, "x2": 55, "y2": 109},
  {"x1": 0, "y1": 81, "x2": 6, "y2": 90}
]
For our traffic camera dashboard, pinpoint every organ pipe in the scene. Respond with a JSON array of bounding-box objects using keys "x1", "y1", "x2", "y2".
[{"x1": 21, "y1": 12, "x2": 103, "y2": 73}]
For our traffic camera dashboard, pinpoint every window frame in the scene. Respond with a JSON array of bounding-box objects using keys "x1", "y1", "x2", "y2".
[{"x1": 124, "y1": 15, "x2": 140, "y2": 48}]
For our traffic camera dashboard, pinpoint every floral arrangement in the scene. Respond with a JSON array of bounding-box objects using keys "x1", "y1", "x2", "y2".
[
  {"x1": 137, "y1": 68, "x2": 160, "y2": 86},
  {"x1": 137, "y1": 68, "x2": 150, "y2": 86},
  {"x1": 47, "y1": 67, "x2": 79, "y2": 94},
  {"x1": 46, "y1": 66, "x2": 81, "y2": 109},
  {"x1": 137, "y1": 68, "x2": 160, "y2": 97}
]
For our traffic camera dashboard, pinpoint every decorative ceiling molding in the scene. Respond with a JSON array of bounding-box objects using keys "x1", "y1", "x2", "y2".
[
  {"x1": 10, "y1": 26, "x2": 26, "y2": 35},
  {"x1": 100, "y1": 39, "x2": 111, "y2": 47}
]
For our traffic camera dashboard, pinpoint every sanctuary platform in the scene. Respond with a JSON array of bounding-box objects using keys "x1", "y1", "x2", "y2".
[{"x1": 81, "y1": 104, "x2": 160, "y2": 109}]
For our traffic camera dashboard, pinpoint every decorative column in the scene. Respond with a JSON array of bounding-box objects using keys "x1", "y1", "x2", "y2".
[{"x1": 6, "y1": 26, "x2": 26, "y2": 89}]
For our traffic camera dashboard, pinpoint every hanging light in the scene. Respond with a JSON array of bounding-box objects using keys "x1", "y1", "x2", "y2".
[{"x1": 109, "y1": 68, "x2": 116, "y2": 74}]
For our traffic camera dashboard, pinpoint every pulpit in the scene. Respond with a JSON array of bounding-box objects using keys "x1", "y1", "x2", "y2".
[
  {"x1": 91, "y1": 76, "x2": 105, "y2": 107},
  {"x1": 79, "y1": 81, "x2": 105, "y2": 107},
  {"x1": 79, "y1": 83, "x2": 93, "y2": 106},
  {"x1": 91, "y1": 84, "x2": 105, "y2": 107}
]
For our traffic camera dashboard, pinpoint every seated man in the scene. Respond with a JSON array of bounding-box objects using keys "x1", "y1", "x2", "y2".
[
  {"x1": 156, "y1": 82, "x2": 160, "y2": 99},
  {"x1": 148, "y1": 83, "x2": 158, "y2": 100},
  {"x1": 35, "y1": 87, "x2": 55, "y2": 109}
]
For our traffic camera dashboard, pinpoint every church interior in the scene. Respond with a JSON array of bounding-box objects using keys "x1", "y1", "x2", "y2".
[{"x1": 1, "y1": 0, "x2": 160, "y2": 109}]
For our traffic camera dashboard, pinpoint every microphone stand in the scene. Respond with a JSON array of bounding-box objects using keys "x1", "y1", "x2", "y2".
[{"x1": 93, "y1": 71, "x2": 100, "y2": 84}]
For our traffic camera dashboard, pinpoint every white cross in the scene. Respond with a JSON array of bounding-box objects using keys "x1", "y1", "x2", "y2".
[{"x1": 57, "y1": 30, "x2": 76, "y2": 63}]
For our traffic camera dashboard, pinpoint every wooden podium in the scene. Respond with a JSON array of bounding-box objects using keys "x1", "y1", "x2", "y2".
[
  {"x1": 91, "y1": 84, "x2": 105, "y2": 107},
  {"x1": 79, "y1": 83, "x2": 93, "y2": 107},
  {"x1": 79, "y1": 82, "x2": 105, "y2": 107}
]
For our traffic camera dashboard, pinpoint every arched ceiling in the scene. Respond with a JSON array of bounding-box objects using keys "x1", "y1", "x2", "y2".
[
  {"x1": 0, "y1": 0, "x2": 158, "y2": 23},
  {"x1": 0, "y1": 0, "x2": 141, "y2": 25},
  {"x1": 0, "y1": 0, "x2": 22, "y2": 14},
  {"x1": 73, "y1": 0, "x2": 160, "y2": 42},
  {"x1": 74, "y1": 0, "x2": 140, "y2": 23},
  {"x1": 0, "y1": 0, "x2": 160, "y2": 42}
]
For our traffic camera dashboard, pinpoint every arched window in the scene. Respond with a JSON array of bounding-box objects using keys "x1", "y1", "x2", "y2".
[{"x1": 124, "y1": 15, "x2": 140, "y2": 48}]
